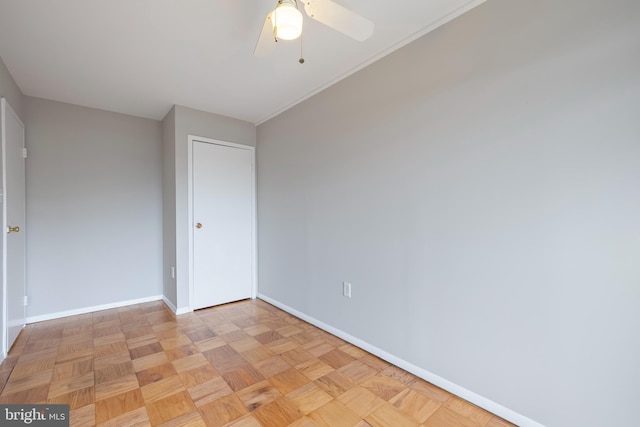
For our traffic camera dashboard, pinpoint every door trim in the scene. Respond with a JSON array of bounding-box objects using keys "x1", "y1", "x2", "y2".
[{"x1": 187, "y1": 135, "x2": 257, "y2": 311}]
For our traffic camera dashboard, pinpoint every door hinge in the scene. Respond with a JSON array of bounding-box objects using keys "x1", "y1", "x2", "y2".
[
  {"x1": 24, "y1": 296, "x2": 28, "y2": 306},
  {"x1": 22, "y1": 148, "x2": 27, "y2": 158}
]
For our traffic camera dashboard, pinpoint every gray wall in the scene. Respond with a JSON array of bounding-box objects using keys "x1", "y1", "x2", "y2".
[
  {"x1": 0, "y1": 56, "x2": 23, "y2": 118},
  {"x1": 162, "y1": 106, "x2": 177, "y2": 307},
  {"x1": 256, "y1": 1, "x2": 640, "y2": 426},
  {"x1": 24, "y1": 97, "x2": 163, "y2": 317},
  {"x1": 171, "y1": 105, "x2": 255, "y2": 311}
]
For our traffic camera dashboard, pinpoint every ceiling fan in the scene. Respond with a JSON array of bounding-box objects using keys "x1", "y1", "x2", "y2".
[{"x1": 254, "y1": 0, "x2": 374, "y2": 62}]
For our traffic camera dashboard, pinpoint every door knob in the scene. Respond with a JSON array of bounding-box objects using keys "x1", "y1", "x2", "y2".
[
  {"x1": 7, "y1": 226, "x2": 20, "y2": 233},
  {"x1": 196, "y1": 223, "x2": 203, "y2": 229}
]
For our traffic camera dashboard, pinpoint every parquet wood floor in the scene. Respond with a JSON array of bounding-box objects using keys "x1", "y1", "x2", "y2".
[{"x1": 0, "y1": 299, "x2": 516, "y2": 427}]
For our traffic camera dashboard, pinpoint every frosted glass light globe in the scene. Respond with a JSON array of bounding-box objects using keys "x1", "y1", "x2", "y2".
[{"x1": 272, "y1": 2, "x2": 303, "y2": 40}]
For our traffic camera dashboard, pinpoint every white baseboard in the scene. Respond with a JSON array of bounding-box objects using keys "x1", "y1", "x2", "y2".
[
  {"x1": 258, "y1": 293, "x2": 544, "y2": 427},
  {"x1": 26, "y1": 295, "x2": 163, "y2": 324},
  {"x1": 162, "y1": 296, "x2": 178, "y2": 314},
  {"x1": 161, "y1": 296, "x2": 191, "y2": 315},
  {"x1": 175, "y1": 307, "x2": 192, "y2": 315}
]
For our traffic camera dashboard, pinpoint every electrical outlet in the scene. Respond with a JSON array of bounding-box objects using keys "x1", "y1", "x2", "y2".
[{"x1": 343, "y1": 282, "x2": 352, "y2": 298}]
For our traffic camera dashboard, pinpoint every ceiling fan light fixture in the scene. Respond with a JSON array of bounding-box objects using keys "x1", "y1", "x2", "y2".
[{"x1": 272, "y1": 0, "x2": 303, "y2": 40}]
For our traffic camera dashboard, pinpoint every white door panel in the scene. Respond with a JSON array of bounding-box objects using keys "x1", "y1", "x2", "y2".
[
  {"x1": 192, "y1": 140, "x2": 254, "y2": 309},
  {"x1": 1, "y1": 98, "x2": 26, "y2": 354}
]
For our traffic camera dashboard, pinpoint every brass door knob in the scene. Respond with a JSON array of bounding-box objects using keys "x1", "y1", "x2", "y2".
[
  {"x1": 196, "y1": 223, "x2": 203, "y2": 229},
  {"x1": 7, "y1": 226, "x2": 20, "y2": 233}
]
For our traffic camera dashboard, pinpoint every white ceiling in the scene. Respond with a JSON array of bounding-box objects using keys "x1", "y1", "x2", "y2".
[{"x1": 0, "y1": 0, "x2": 485, "y2": 124}]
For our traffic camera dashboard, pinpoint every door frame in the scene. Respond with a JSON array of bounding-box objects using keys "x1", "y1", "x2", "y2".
[
  {"x1": 187, "y1": 135, "x2": 257, "y2": 311},
  {"x1": 1, "y1": 97, "x2": 26, "y2": 358}
]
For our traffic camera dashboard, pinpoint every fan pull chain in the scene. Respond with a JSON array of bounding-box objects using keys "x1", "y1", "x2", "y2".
[{"x1": 299, "y1": 31, "x2": 305, "y2": 64}]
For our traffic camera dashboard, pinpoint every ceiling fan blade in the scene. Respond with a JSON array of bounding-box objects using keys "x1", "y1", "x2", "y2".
[
  {"x1": 254, "y1": 11, "x2": 276, "y2": 57},
  {"x1": 303, "y1": 0, "x2": 374, "y2": 41}
]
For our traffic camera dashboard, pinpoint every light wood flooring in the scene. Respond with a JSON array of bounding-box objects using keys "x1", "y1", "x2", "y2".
[{"x1": 0, "y1": 299, "x2": 515, "y2": 426}]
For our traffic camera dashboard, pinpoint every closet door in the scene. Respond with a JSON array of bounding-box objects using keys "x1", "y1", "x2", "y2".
[
  {"x1": 192, "y1": 139, "x2": 254, "y2": 309},
  {"x1": 1, "y1": 98, "x2": 26, "y2": 354}
]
